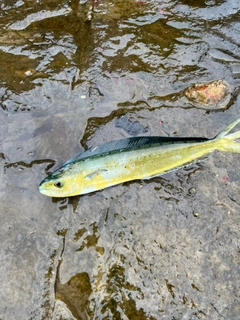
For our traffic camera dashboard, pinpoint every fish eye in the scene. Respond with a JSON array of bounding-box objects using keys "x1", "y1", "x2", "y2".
[{"x1": 54, "y1": 181, "x2": 64, "y2": 188}]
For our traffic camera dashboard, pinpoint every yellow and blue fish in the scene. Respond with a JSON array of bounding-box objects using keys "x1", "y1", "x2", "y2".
[{"x1": 39, "y1": 118, "x2": 240, "y2": 197}]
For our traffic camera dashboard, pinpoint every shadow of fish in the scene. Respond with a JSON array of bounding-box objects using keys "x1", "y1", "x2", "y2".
[{"x1": 39, "y1": 118, "x2": 240, "y2": 197}]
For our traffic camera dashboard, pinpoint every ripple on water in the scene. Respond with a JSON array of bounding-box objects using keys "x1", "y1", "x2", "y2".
[{"x1": 1, "y1": 0, "x2": 240, "y2": 319}]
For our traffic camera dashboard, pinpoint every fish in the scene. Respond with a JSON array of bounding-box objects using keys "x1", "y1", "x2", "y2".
[{"x1": 39, "y1": 117, "x2": 240, "y2": 197}]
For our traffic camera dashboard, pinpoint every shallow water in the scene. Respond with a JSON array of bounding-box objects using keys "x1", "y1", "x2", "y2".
[{"x1": 0, "y1": 0, "x2": 240, "y2": 319}]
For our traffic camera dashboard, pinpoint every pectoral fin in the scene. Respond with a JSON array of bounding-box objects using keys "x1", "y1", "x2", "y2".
[{"x1": 84, "y1": 169, "x2": 108, "y2": 180}]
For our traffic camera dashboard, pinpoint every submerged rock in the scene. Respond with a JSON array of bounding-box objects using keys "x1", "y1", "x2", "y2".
[
  {"x1": 115, "y1": 115, "x2": 148, "y2": 136},
  {"x1": 184, "y1": 79, "x2": 231, "y2": 110}
]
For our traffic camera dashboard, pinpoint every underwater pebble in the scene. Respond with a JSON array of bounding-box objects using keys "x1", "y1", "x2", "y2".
[
  {"x1": 184, "y1": 79, "x2": 231, "y2": 110},
  {"x1": 115, "y1": 115, "x2": 148, "y2": 136},
  {"x1": 25, "y1": 70, "x2": 33, "y2": 76},
  {"x1": 188, "y1": 187, "x2": 196, "y2": 195}
]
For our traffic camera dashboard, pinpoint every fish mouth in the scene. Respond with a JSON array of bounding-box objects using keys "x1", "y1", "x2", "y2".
[
  {"x1": 39, "y1": 183, "x2": 68, "y2": 198},
  {"x1": 39, "y1": 187, "x2": 62, "y2": 198},
  {"x1": 38, "y1": 186, "x2": 52, "y2": 196},
  {"x1": 38, "y1": 182, "x2": 55, "y2": 197}
]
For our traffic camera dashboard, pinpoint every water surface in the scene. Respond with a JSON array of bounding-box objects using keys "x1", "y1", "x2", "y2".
[{"x1": 0, "y1": 0, "x2": 240, "y2": 319}]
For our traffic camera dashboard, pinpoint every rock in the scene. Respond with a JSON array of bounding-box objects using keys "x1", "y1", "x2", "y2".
[{"x1": 183, "y1": 80, "x2": 231, "y2": 110}]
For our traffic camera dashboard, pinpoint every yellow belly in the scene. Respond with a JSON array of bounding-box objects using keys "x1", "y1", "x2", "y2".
[{"x1": 80, "y1": 140, "x2": 215, "y2": 194}]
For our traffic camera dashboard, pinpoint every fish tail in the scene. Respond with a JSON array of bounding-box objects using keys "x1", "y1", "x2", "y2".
[{"x1": 214, "y1": 117, "x2": 240, "y2": 153}]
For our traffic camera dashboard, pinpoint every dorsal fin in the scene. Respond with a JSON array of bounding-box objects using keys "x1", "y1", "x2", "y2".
[{"x1": 64, "y1": 136, "x2": 209, "y2": 165}]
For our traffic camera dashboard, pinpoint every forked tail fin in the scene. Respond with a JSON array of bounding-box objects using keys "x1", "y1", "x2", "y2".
[{"x1": 214, "y1": 117, "x2": 240, "y2": 153}]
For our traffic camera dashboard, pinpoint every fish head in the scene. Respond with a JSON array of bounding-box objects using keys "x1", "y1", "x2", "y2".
[{"x1": 39, "y1": 164, "x2": 84, "y2": 197}]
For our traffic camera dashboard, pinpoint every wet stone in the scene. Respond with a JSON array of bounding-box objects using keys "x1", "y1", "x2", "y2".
[
  {"x1": 1, "y1": 0, "x2": 240, "y2": 319},
  {"x1": 183, "y1": 80, "x2": 231, "y2": 110},
  {"x1": 115, "y1": 115, "x2": 148, "y2": 136},
  {"x1": 55, "y1": 271, "x2": 92, "y2": 320}
]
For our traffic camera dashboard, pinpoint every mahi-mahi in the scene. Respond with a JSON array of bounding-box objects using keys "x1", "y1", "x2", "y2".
[{"x1": 39, "y1": 118, "x2": 240, "y2": 197}]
